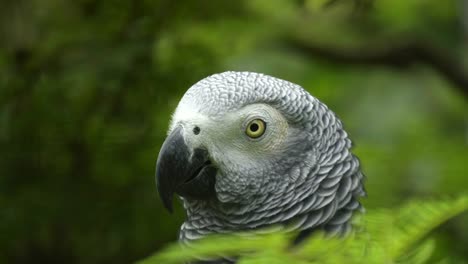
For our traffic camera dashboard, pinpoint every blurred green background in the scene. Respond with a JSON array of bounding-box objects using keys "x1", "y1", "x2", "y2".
[{"x1": 1, "y1": 0, "x2": 467, "y2": 263}]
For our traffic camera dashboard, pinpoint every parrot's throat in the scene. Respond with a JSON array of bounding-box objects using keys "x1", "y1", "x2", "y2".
[
  {"x1": 178, "y1": 185, "x2": 359, "y2": 242},
  {"x1": 178, "y1": 146, "x2": 365, "y2": 243}
]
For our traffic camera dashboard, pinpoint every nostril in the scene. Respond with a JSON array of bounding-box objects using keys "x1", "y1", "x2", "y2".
[{"x1": 193, "y1": 126, "x2": 201, "y2": 135}]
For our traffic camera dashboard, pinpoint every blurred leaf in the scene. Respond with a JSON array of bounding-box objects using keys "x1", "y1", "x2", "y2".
[{"x1": 139, "y1": 194, "x2": 468, "y2": 263}]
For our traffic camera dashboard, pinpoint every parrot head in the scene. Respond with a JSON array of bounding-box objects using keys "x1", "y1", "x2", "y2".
[{"x1": 156, "y1": 71, "x2": 365, "y2": 240}]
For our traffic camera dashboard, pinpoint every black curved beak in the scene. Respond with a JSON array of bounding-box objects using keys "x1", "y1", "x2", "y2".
[{"x1": 155, "y1": 126, "x2": 217, "y2": 212}]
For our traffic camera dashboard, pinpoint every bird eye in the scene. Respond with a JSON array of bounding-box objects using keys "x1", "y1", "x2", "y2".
[{"x1": 246, "y1": 119, "x2": 266, "y2": 138}]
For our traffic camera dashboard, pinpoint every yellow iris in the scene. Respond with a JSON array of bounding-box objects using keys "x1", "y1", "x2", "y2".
[{"x1": 246, "y1": 119, "x2": 266, "y2": 138}]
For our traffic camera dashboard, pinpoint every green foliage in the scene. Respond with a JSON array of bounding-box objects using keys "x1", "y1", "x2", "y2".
[{"x1": 140, "y1": 194, "x2": 468, "y2": 264}]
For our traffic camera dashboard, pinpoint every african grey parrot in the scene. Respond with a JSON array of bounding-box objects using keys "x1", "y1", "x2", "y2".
[{"x1": 156, "y1": 71, "x2": 366, "y2": 248}]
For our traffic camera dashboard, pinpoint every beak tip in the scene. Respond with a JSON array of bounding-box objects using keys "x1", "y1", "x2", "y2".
[
  {"x1": 162, "y1": 197, "x2": 174, "y2": 213},
  {"x1": 156, "y1": 180, "x2": 175, "y2": 213}
]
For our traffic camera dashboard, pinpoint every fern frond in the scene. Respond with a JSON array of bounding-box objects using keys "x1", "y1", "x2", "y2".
[
  {"x1": 362, "y1": 194, "x2": 468, "y2": 260},
  {"x1": 397, "y1": 239, "x2": 435, "y2": 264},
  {"x1": 137, "y1": 231, "x2": 293, "y2": 264},
  {"x1": 138, "y1": 194, "x2": 468, "y2": 264}
]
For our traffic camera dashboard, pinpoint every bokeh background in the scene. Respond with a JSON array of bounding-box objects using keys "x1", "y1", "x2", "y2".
[{"x1": 1, "y1": 0, "x2": 467, "y2": 263}]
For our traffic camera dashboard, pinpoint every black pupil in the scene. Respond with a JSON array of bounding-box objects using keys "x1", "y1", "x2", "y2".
[
  {"x1": 193, "y1": 126, "x2": 201, "y2": 135},
  {"x1": 250, "y1": 123, "x2": 259, "y2": 132}
]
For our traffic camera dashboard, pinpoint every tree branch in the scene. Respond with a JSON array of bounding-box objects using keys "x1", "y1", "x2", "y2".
[{"x1": 287, "y1": 38, "x2": 468, "y2": 98}]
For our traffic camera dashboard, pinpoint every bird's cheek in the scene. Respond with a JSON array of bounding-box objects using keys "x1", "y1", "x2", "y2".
[{"x1": 213, "y1": 168, "x2": 266, "y2": 204}]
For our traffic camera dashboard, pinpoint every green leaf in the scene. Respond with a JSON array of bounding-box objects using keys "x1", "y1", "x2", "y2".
[
  {"x1": 362, "y1": 194, "x2": 468, "y2": 260},
  {"x1": 398, "y1": 239, "x2": 436, "y2": 264},
  {"x1": 138, "y1": 194, "x2": 468, "y2": 264}
]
